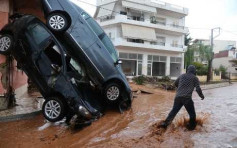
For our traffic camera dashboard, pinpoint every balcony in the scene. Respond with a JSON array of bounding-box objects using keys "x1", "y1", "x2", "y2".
[
  {"x1": 98, "y1": 15, "x2": 188, "y2": 34},
  {"x1": 170, "y1": 44, "x2": 183, "y2": 48},
  {"x1": 97, "y1": 0, "x2": 188, "y2": 16},
  {"x1": 113, "y1": 38, "x2": 184, "y2": 53},
  {"x1": 151, "y1": 42, "x2": 165, "y2": 46}
]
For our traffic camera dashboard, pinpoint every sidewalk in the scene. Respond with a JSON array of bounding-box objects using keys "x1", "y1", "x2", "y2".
[
  {"x1": 201, "y1": 82, "x2": 233, "y2": 90},
  {"x1": 0, "y1": 85, "x2": 44, "y2": 122}
]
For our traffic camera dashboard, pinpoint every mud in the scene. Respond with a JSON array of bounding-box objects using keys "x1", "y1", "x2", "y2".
[{"x1": 0, "y1": 83, "x2": 237, "y2": 148}]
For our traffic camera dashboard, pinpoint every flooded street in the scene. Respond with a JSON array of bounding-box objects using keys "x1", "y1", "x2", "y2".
[{"x1": 0, "y1": 83, "x2": 237, "y2": 148}]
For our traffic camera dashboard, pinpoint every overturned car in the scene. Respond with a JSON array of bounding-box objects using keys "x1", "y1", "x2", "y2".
[
  {"x1": 41, "y1": 0, "x2": 133, "y2": 109},
  {"x1": 0, "y1": 15, "x2": 101, "y2": 123}
]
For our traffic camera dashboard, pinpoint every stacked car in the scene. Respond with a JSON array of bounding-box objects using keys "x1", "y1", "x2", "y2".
[{"x1": 0, "y1": 0, "x2": 132, "y2": 124}]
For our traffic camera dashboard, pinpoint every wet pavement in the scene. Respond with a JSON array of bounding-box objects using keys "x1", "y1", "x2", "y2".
[
  {"x1": 0, "y1": 85, "x2": 43, "y2": 121},
  {"x1": 0, "y1": 83, "x2": 236, "y2": 148}
]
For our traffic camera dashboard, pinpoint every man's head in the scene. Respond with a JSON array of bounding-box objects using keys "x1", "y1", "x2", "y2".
[{"x1": 187, "y1": 65, "x2": 196, "y2": 75}]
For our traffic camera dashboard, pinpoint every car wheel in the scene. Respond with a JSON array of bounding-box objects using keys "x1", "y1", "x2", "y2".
[
  {"x1": 42, "y1": 97, "x2": 66, "y2": 122},
  {"x1": 104, "y1": 83, "x2": 121, "y2": 103},
  {"x1": 47, "y1": 13, "x2": 68, "y2": 32},
  {"x1": 0, "y1": 34, "x2": 13, "y2": 55}
]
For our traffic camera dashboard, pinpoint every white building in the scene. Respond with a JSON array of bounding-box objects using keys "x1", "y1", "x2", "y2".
[
  {"x1": 192, "y1": 39, "x2": 236, "y2": 65},
  {"x1": 94, "y1": 0, "x2": 188, "y2": 78},
  {"x1": 213, "y1": 49, "x2": 237, "y2": 79}
]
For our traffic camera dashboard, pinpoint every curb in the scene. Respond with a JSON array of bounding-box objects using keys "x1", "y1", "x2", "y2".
[
  {"x1": 201, "y1": 83, "x2": 232, "y2": 91},
  {"x1": 0, "y1": 110, "x2": 42, "y2": 122}
]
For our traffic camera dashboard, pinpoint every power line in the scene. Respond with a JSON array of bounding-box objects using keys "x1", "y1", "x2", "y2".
[{"x1": 221, "y1": 29, "x2": 237, "y2": 36}]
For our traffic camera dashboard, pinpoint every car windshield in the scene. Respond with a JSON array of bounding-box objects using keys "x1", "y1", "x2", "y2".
[
  {"x1": 81, "y1": 12, "x2": 118, "y2": 63},
  {"x1": 27, "y1": 23, "x2": 51, "y2": 46}
]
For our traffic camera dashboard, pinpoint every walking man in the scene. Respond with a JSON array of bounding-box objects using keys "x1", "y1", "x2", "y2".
[{"x1": 160, "y1": 65, "x2": 205, "y2": 130}]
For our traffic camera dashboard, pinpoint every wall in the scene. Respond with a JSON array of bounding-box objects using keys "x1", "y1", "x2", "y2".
[
  {"x1": 0, "y1": 0, "x2": 44, "y2": 94},
  {"x1": 197, "y1": 72, "x2": 222, "y2": 82}
]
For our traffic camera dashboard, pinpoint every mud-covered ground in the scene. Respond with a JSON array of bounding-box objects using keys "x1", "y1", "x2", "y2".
[{"x1": 0, "y1": 83, "x2": 237, "y2": 148}]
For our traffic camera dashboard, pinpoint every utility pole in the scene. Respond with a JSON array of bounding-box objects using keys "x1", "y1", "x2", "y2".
[{"x1": 207, "y1": 27, "x2": 220, "y2": 82}]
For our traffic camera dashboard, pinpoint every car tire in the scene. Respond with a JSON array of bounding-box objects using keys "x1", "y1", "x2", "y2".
[
  {"x1": 47, "y1": 13, "x2": 68, "y2": 32},
  {"x1": 104, "y1": 83, "x2": 121, "y2": 103},
  {"x1": 0, "y1": 34, "x2": 13, "y2": 55},
  {"x1": 42, "y1": 97, "x2": 66, "y2": 122}
]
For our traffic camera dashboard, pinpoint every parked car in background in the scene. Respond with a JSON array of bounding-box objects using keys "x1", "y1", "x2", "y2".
[
  {"x1": 0, "y1": 14, "x2": 101, "y2": 123},
  {"x1": 41, "y1": 0, "x2": 132, "y2": 111}
]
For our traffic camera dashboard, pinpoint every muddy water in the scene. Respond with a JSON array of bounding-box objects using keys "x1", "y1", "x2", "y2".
[{"x1": 0, "y1": 83, "x2": 237, "y2": 148}]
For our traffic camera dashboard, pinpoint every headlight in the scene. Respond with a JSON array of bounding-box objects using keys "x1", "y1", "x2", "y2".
[{"x1": 78, "y1": 105, "x2": 92, "y2": 119}]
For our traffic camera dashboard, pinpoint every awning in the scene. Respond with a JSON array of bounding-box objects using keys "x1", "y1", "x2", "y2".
[
  {"x1": 122, "y1": 24, "x2": 157, "y2": 41},
  {"x1": 97, "y1": 2, "x2": 116, "y2": 18},
  {"x1": 122, "y1": 1, "x2": 157, "y2": 13}
]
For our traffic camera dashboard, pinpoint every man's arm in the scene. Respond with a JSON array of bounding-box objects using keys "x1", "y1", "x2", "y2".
[
  {"x1": 194, "y1": 77, "x2": 204, "y2": 100},
  {"x1": 173, "y1": 76, "x2": 180, "y2": 88}
]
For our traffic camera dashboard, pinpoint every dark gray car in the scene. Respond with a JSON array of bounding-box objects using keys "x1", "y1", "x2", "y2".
[
  {"x1": 0, "y1": 15, "x2": 101, "y2": 123},
  {"x1": 41, "y1": 0, "x2": 132, "y2": 110}
]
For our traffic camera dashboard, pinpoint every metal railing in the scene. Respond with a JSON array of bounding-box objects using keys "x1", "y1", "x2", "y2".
[
  {"x1": 170, "y1": 44, "x2": 183, "y2": 48},
  {"x1": 150, "y1": 42, "x2": 166, "y2": 46}
]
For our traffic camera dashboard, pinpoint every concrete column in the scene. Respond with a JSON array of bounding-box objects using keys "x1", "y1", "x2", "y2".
[
  {"x1": 142, "y1": 53, "x2": 148, "y2": 75},
  {"x1": 181, "y1": 53, "x2": 185, "y2": 74},
  {"x1": 166, "y1": 56, "x2": 170, "y2": 76}
]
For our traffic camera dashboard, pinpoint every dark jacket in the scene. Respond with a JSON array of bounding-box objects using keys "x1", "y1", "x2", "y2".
[{"x1": 174, "y1": 65, "x2": 204, "y2": 99}]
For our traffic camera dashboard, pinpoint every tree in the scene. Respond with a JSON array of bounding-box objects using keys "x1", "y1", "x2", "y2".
[
  {"x1": 198, "y1": 44, "x2": 212, "y2": 63},
  {"x1": 184, "y1": 34, "x2": 193, "y2": 68}
]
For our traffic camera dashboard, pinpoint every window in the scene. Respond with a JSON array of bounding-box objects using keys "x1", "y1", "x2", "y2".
[
  {"x1": 170, "y1": 57, "x2": 182, "y2": 77},
  {"x1": 27, "y1": 23, "x2": 50, "y2": 46},
  {"x1": 147, "y1": 55, "x2": 167, "y2": 76},
  {"x1": 81, "y1": 12, "x2": 119, "y2": 62},
  {"x1": 70, "y1": 58, "x2": 85, "y2": 76},
  {"x1": 119, "y1": 52, "x2": 143, "y2": 76},
  {"x1": 120, "y1": 11, "x2": 127, "y2": 15},
  {"x1": 127, "y1": 38, "x2": 144, "y2": 44}
]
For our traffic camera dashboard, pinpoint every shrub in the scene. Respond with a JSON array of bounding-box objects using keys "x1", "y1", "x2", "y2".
[
  {"x1": 133, "y1": 75, "x2": 146, "y2": 85},
  {"x1": 192, "y1": 62, "x2": 208, "y2": 75},
  {"x1": 159, "y1": 76, "x2": 171, "y2": 82}
]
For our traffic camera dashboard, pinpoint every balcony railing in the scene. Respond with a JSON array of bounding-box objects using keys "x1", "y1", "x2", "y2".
[
  {"x1": 100, "y1": 15, "x2": 115, "y2": 22},
  {"x1": 169, "y1": 24, "x2": 185, "y2": 29},
  {"x1": 171, "y1": 44, "x2": 183, "y2": 48},
  {"x1": 151, "y1": 42, "x2": 166, "y2": 46},
  {"x1": 127, "y1": 17, "x2": 145, "y2": 22},
  {"x1": 150, "y1": 20, "x2": 166, "y2": 26},
  {"x1": 98, "y1": 15, "x2": 187, "y2": 31}
]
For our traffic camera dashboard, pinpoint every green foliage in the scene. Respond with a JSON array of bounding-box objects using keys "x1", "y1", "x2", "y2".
[
  {"x1": 192, "y1": 62, "x2": 208, "y2": 75},
  {"x1": 159, "y1": 76, "x2": 171, "y2": 82},
  {"x1": 219, "y1": 65, "x2": 228, "y2": 78},
  {"x1": 185, "y1": 34, "x2": 192, "y2": 46},
  {"x1": 133, "y1": 75, "x2": 146, "y2": 85},
  {"x1": 198, "y1": 44, "x2": 212, "y2": 61},
  {"x1": 184, "y1": 34, "x2": 194, "y2": 68}
]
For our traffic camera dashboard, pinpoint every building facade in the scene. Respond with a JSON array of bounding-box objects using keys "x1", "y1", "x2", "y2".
[
  {"x1": 0, "y1": 0, "x2": 43, "y2": 94},
  {"x1": 193, "y1": 39, "x2": 236, "y2": 65},
  {"x1": 213, "y1": 49, "x2": 237, "y2": 79},
  {"x1": 94, "y1": 0, "x2": 188, "y2": 78}
]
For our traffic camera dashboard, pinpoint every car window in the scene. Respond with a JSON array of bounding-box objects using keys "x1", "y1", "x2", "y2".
[
  {"x1": 27, "y1": 23, "x2": 50, "y2": 46},
  {"x1": 81, "y1": 12, "x2": 118, "y2": 62},
  {"x1": 70, "y1": 58, "x2": 85, "y2": 76},
  {"x1": 100, "y1": 35, "x2": 118, "y2": 62}
]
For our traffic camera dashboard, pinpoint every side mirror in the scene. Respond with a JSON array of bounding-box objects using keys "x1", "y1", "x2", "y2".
[
  {"x1": 115, "y1": 59, "x2": 122, "y2": 65},
  {"x1": 51, "y1": 64, "x2": 61, "y2": 73}
]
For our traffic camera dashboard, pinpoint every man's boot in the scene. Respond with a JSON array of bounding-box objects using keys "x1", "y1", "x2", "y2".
[
  {"x1": 158, "y1": 121, "x2": 168, "y2": 129},
  {"x1": 187, "y1": 119, "x2": 197, "y2": 130}
]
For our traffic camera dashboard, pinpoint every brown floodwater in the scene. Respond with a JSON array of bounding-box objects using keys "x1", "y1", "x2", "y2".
[{"x1": 0, "y1": 83, "x2": 237, "y2": 148}]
